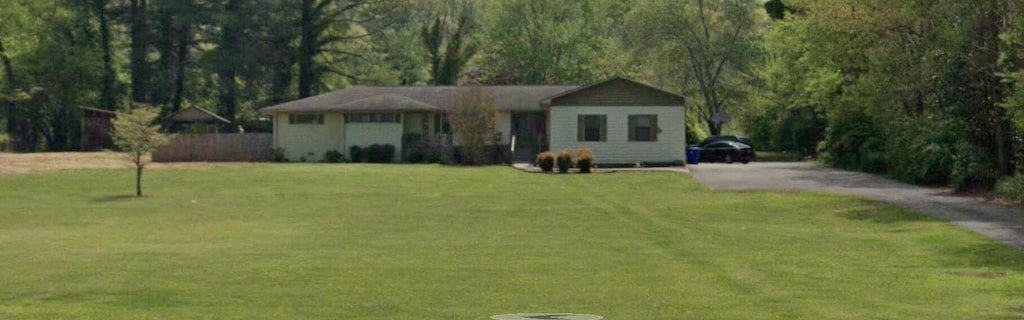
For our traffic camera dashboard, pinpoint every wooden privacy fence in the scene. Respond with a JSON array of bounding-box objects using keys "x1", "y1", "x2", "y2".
[{"x1": 153, "y1": 133, "x2": 272, "y2": 162}]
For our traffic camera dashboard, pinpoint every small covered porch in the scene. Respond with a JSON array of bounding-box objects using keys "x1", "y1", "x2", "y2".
[{"x1": 509, "y1": 111, "x2": 547, "y2": 163}]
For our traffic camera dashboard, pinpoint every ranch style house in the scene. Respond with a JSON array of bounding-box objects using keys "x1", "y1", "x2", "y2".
[{"x1": 261, "y1": 76, "x2": 692, "y2": 165}]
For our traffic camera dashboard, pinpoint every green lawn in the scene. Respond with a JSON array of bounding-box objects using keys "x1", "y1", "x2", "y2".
[{"x1": 1, "y1": 165, "x2": 1023, "y2": 319}]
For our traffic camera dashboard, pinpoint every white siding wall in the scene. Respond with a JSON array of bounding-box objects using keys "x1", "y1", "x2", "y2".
[
  {"x1": 549, "y1": 106, "x2": 686, "y2": 164},
  {"x1": 274, "y1": 113, "x2": 343, "y2": 162},
  {"x1": 344, "y1": 122, "x2": 403, "y2": 162},
  {"x1": 495, "y1": 112, "x2": 511, "y2": 145}
]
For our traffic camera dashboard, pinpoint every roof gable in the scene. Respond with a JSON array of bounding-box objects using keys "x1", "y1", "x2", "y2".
[{"x1": 542, "y1": 77, "x2": 689, "y2": 107}]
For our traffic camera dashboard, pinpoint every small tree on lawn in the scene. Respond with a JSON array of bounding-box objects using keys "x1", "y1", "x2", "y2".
[
  {"x1": 448, "y1": 86, "x2": 496, "y2": 165},
  {"x1": 112, "y1": 105, "x2": 171, "y2": 197}
]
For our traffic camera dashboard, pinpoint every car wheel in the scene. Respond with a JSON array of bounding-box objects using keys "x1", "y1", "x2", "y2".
[
  {"x1": 724, "y1": 154, "x2": 734, "y2": 164},
  {"x1": 741, "y1": 158, "x2": 749, "y2": 164}
]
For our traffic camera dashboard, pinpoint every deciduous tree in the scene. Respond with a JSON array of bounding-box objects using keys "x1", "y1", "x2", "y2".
[
  {"x1": 479, "y1": 0, "x2": 612, "y2": 84},
  {"x1": 628, "y1": 0, "x2": 763, "y2": 135},
  {"x1": 111, "y1": 105, "x2": 171, "y2": 197},
  {"x1": 448, "y1": 86, "x2": 495, "y2": 165},
  {"x1": 421, "y1": 0, "x2": 478, "y2": 85}
]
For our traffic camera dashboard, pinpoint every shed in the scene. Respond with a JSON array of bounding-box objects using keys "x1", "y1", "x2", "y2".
[
  {"x1": 79, "y1": 106, "x2": 117, "y2": 151},
  {"x1": 170, "y1": 106, "x2": 233, "y2": 133}
]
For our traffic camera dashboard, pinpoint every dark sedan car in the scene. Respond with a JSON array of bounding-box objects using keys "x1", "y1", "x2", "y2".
[{"x1": 699, "y1": 141, "x2": 756, "y2": 164}]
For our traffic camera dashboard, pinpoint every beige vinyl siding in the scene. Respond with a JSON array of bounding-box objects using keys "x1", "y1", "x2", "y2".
[
  {"x1": 274, "y1": 113, "x2": 343, "y2": 162},
  {"x1": 549, "y1": 106, "x2": 685, "y2": 164},
  {"x1": 344, "y1": 121, "x2": 403, "y2": 162}
]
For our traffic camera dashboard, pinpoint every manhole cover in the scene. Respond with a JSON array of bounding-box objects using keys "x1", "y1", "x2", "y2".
[{"x1": 491, "y1": 313, "x2": 603, "y2": 320}]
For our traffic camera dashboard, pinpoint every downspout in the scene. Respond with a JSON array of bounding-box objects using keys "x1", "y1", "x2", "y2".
[{"x1": 273, "y1": 113, "x2": 279, "y2": 149}]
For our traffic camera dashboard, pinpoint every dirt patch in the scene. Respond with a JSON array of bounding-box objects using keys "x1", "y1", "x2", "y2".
[{"x1": 0, "y1": 152, "x2": 232, "y2": 175}]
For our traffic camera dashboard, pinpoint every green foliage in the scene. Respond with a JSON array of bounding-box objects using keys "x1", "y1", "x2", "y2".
[
  {"x1": 818, "y1": 108, "x2": 886, "y2": 173},
  {"x1": 885, "y1": 118, "x2": 957, "y2": 185},
  {"x1": 111, "y1": 105, "x2": 171, "y2": 196},
  {"x1": 627, "y1": 0, "x2": 764, "y2": 135},
  {"x1": 0, "y1": 133, "x2": 8, "y2": 151},
  {"x1": 364, "y1": 144, "x2": 396, "y2": 163},
  {"x1": 751, "y1": 0, "x2": 1023, "y2": 190},
  {"x1": 271, "y1": 147, "x2": 287, "y2": 162},
  {"x1": 427, "y1": 152, "x2": 441, "y2": 164},
  {"x1": 409, "y1": 150, "x2": 426, "y2": 163},
  {"x1": 576, "y1": 149, "x2": 595, "y2": 173},
  {"x1": 383, "y1": 144, "x2": 396, "y2": 163},
  {"x1": 349, "y1": 145, "x2": 364, "y2": 163},
  {"x1": 2, "y1": 0, "x2": 1022, "y2": 194},
  {"x1": 754, "y1": 151, "x2": 804, "y2": 162},
  {"x1": 448, "y1": 86, "x2": 496, "y2": 165},
  {"x1": 112, "y1": 105, "x2": 171, "y2": 156},
  {"x1": 686, "y1": 116, "x2": 709, "y2": 146},
  {"x1": 949, "y1": 140, "x2": 998, "y2": 192},
  {"x1": 556, "y1": 149, "x2": 573, "y2": 173},
  {"x1": 536, "y1": 151, "x2": 554, "y2": 172},
  {"x1": 742, "y1": 16, "x2": 838, "y2": 155},
  {"x1": 479, "y1": 0, "x2": 618, "y2": 84},
  {"x1": 365, "y1": 145, "x2": 382, "y2": 163},
  {"x1": 422, "y1": 0, "x2": 478, "y2": 85},
  {"x1": 322, "y1": 150, "x2": 344, "y2": 163},
  {"x1": 1002, "y1": 11, "x2": 1024, "y2": 136},
  {"x1": 995, "y1": 175, "x2": 1024, "y2": 203}
]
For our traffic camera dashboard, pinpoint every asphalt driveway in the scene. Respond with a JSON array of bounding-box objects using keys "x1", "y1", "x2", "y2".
[{"x1": 689, "y1": 162, "x2": 1024, "y2": 250}]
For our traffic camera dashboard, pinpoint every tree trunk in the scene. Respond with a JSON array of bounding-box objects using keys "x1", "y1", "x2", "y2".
[
  {"x1": 130, "y1": 0, "x2": 151, "y2": 103},
  {"x1": 706, "y1": 120, "x2": 721, "y2": 136},
  {"x1": 269, "y1": 33, "x2": 294, "y2": 105},
  {"x1": 987, "y1": 0, "x2": 1013, "y2": 175},
  {"x1": 0, "y1": 38, "x2": 13, "y2": 86},
  {"x1": 0, "y1": 37, "x2": 16, "y2": 139},
  {"x1": 298, "y1": 0, "x2": 316, "y2": 98},
  {"x1": 96, "y1": 0, "x2": 116, "y2": 110},
  {"x1": 423, "y1": 16, "x2": 443, "y2": 85},
  {"x1": 136, "y1": 157, "x2": 143, "y2": 196},
  {"x1": 217, "y1": 0, "x2": 241, "y2": 121},
  {"x1": 171, "y1": 25, "x2": 190, "y2": 113},
  {"x1": 152, "y1": 12, "x2": 174, "y2": 106}
]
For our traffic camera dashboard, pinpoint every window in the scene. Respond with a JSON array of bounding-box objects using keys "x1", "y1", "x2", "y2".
[
  {"x1": 289, "y1": 114, "x2": 324, "y2": 125},
  {"x1": 434, "y1": 114, "x2": 451, "y2": 134},
  {"x1": 629, "y1": 115, "x2": 658, "y2": 141},
  {"x1": 345, "y1": 113, "x2": 400, "y2": 123},
  {"x1": 577, "y1": 115, "x2": 607, "y2": 142}
]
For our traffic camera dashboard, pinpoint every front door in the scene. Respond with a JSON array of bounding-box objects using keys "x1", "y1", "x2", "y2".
[{"x1": 511, "y1": 112, "x2": 547, "y2": 163}]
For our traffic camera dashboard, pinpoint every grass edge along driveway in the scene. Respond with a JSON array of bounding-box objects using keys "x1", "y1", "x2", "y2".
[{"x1": 0, "y1": 164, "x2": 1022, "y2": 319}]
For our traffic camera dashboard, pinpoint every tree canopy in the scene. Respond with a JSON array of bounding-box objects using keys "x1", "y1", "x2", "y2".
[{"x1": 3, "y1": 0, "x2": 1024, "y2": 190}]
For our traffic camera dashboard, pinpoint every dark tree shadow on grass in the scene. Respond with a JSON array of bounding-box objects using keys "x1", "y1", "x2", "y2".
[
  {"x1": 834, "y1": 200, "x2": 935, "y2": 224},
  {"x1": 942, "y1": 243, "x2": 1024, "y2": 271},
  {"x1": 91, "y1": 194, "x2": 139, "y2": 202}
]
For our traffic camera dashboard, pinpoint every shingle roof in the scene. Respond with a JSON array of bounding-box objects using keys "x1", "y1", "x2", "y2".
[
  {"x1": 261, "y1": 85, "x2": 580, "y2": 114},
  {"x1": 335, "y1": 94, "x2": 439, "y2": 111},
  {"x1": 173, "y1": 106, "x2": 232, "y2": 124}
]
